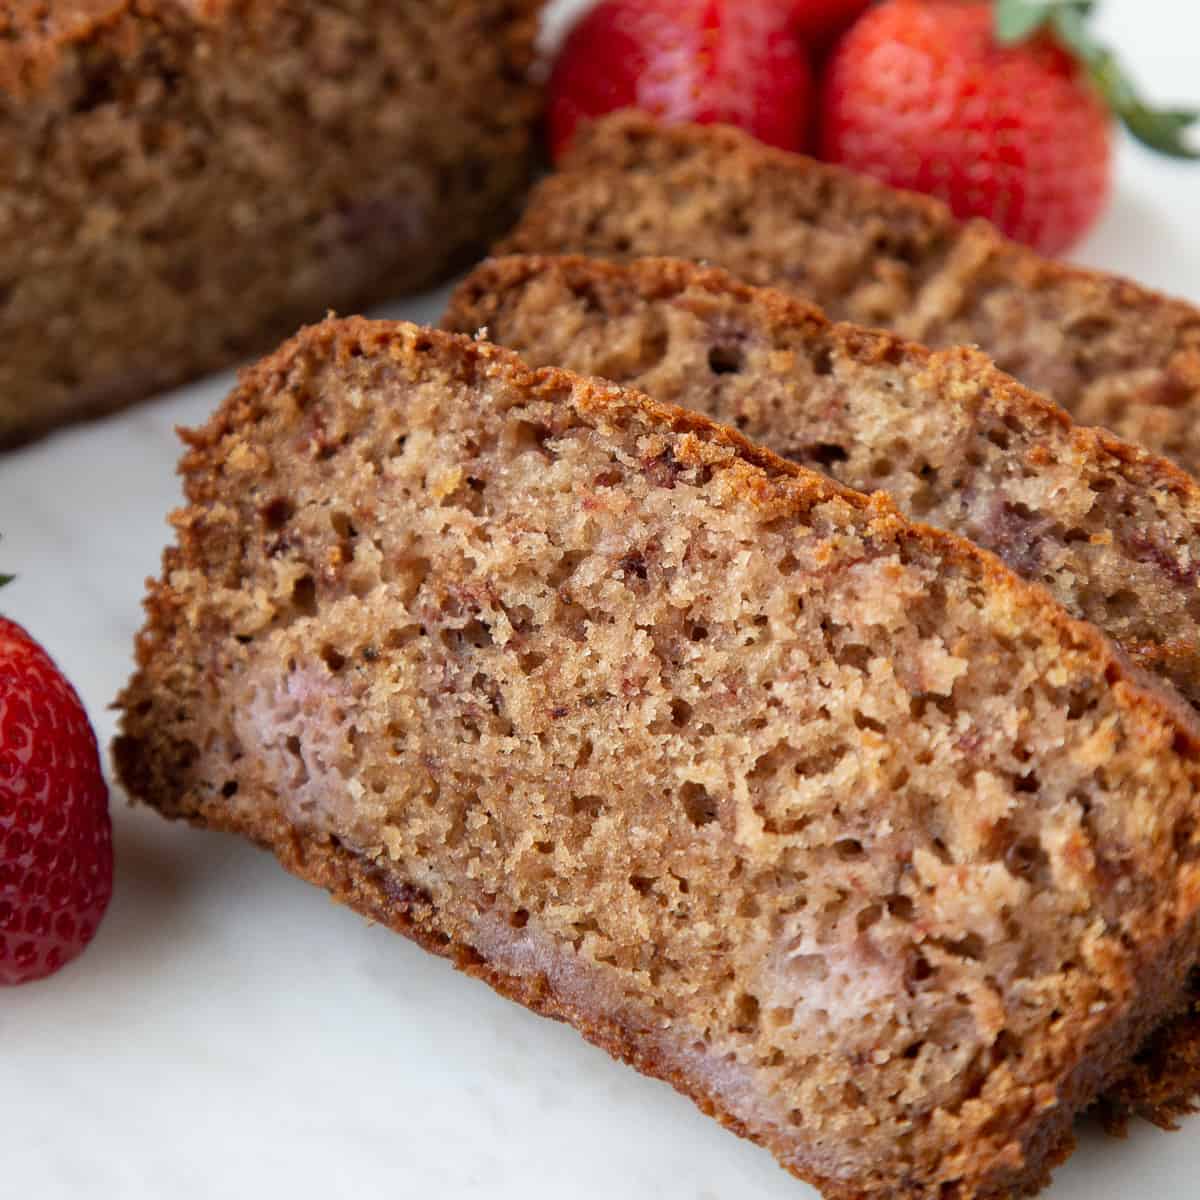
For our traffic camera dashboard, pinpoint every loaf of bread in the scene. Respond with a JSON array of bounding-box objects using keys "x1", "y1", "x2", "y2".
[
  {"x1": 0, "y1": 0, "x2": 543, "y2": 447},
  {"x1": 116, "y1": 317, "x2": 1200, "y2": 1199},
  {"x1": 445, "y1": 254, "x2": 1200, "y2": 710},
  {"x1": 501, "y1": 111, "x2": 1200, "y2": 477}
]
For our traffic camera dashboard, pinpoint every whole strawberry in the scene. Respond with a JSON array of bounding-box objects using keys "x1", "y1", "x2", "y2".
[
  {"x1": 792, "y1": 0, "x2": 874, "y2": 49},
  {"x1": 0, "y1": 615, "x2": 112, "y2": 985},
  {"x1": 821, "y1": 0, "x2": 1197, "y2": 254},
  {"x1": 547, "y1": 0, "x2": 817, "y2": 160},
  {"x1": 821, "y1": 0, "x2": 1110, "y2": 253}
]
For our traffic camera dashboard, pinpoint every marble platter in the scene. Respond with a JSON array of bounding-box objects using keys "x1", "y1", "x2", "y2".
[{"x1": 5, "y1": 2, "x2": 1200, "y2": 1195}]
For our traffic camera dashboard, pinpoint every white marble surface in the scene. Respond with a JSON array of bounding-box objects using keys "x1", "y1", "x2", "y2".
[{"x1": 4, "y1": 3, "x2": 1200, "y2": 1197}]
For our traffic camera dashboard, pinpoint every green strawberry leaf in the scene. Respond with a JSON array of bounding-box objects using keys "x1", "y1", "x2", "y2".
[
  {"x1": 995, "y1": 0, "x2": 1199, "y2": 160},
  {"x1": 0, "y1": 575, "x2": 13, "y2": 589},
  {"x1": 995, "y1": 0, "x2": 1094, "y2": 44},
  {"x1": 995, "y1": 0, "x2": 1057, "y2": 44},
  {"x1": 1055, "y1": 15, "x2": 1200, "y2": 159},
  {"x1": 1114, "y1": 99, "x2": 1200, "y2": 159}
]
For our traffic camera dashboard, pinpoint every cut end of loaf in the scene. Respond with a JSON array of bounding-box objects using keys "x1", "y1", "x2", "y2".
[{"x1": 117, "y1": 318, "x2": 1200, "y2": 1199}]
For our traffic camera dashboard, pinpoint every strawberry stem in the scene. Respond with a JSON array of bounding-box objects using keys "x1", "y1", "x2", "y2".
[{"x1": 995, "y1": 0, "x2": 1199, "y2": 159}]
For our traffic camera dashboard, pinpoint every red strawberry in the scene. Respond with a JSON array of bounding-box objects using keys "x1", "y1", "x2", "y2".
[
  {"x1": 547, "y1": 0, "x2": 816, "y2": 161},
  {"x1": 0, "y1": 616, "x2": 112, "y2": 985},
  {"x1": 820, "y1": 0, "x2": 1112, "y2": 254},
  {"x1": 791, "y1": 0, "x2": 874, "y2": 48},
  {"x1": 819, "y1": 0, "x2": 1198, "y2": 255}
]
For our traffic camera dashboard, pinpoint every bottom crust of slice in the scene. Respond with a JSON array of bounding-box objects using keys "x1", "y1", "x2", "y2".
[
  {"x1": 156, "y1": 792, "x2": 1200, "y2": 1200},
  {"x1": 1098, "y1": 994, "x2": 1200, "y2": 1131}
]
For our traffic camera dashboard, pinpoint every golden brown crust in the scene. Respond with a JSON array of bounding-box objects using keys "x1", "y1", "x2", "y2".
[
  {"x1": 0, "y1": 2, "x2": 338, "y2": 97},
  {"x1": 500, "y1": 111, "x2": 1200, "y2": 476},
  {"x1": 1, "y1": 0, "x2": 522, "y2": 95},
  {"x1": 0, "y1": 1, "x2": 129, "y2": 95}
]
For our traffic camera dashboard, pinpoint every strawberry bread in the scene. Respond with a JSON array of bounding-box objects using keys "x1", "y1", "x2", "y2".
[
  {"x1": 0, "y1": 0, "x2": 544, "y2": 448},
  {"x1": 447, "y1": 252, "x2": 1200, "y2": 1126},
  {"x1": 117, "y1": 318, "x2": 1200, "y2": 1198}
]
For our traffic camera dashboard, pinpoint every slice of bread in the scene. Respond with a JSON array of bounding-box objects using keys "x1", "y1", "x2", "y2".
[
  {"x1": 115, "y1": 318, "x2": 1200, "y2": 1200},
  {"x1": 500, "y1": 111, "x2": 1200, "y2": 477},
  {"x1": 445, "y1": 254, "x2": 1200, "y2": 1127},
  {"x1": 445, "y1": 254, "x2": 1200, "y2": 712}
]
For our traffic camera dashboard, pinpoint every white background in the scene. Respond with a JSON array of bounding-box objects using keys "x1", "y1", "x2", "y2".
[{"x1": 4, "y1": 2, "x2": 1200, "y2": 1197}]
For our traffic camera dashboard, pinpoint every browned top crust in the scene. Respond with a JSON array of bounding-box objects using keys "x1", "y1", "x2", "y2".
[
  {"x1": 2, "y1": 1, "x2": 548, "y2": 96},
  {"x1": 1, "y1": 1, "x2": 246, "y2": 94},
  {"x1": 501, "y1": 111, "x2": 1200, "y2": 475}
]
